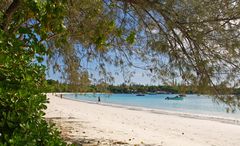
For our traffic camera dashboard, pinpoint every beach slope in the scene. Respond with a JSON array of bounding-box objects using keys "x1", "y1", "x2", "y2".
[{"x1": 45, "y1": 94, "x2": 240, "y2": 146}]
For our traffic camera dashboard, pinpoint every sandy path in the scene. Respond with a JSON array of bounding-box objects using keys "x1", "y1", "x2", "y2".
[{"x1": 45, "y1": 94, "x2": 240, "y2": 146}]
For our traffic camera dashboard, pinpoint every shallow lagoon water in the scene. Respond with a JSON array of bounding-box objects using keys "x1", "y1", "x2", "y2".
[{"x1": 64, "y1": 93, "x2": 240, "y2": 119}]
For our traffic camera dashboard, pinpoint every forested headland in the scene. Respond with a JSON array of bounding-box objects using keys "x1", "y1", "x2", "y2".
[{"x1": 46, "y1": 79, "x2": 240, "y2": 95}]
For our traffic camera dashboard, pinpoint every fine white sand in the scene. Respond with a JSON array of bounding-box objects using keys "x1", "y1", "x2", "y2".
[{"x1": 45, "y1": 94, "x2": 240, "y2": 146}]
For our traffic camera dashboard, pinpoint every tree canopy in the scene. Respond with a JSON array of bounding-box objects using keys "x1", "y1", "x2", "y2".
[
  {"x1": 49, "y1": 0, "x2": 240, "y2": 91},
  {"x1": 49, "y1": 0, "x2": 240, "y2": 107},
  {"x1": 1, "y1": 0, "x2": 240, "y2": 144},
  {"x1": 0, "y1": 0, "x2": 66, "y2": 145}
]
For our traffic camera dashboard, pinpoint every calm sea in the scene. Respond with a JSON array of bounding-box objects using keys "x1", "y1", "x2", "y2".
[{"x1": 64, "y1": 93, "x2": 240, "y2": 119}]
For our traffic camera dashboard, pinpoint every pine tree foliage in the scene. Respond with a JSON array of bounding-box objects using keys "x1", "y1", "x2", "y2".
[
  {"x1": 1, "y1": 1, "x2": 240, "y2": 144},
  {"x1": 48, "y1": 0, "x2": 240, "y2": 109}
]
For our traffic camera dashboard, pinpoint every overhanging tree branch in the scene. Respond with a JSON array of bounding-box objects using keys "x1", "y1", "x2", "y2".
[{"x1": 1, "y1": 0, "x2": 21, "y2": 32}]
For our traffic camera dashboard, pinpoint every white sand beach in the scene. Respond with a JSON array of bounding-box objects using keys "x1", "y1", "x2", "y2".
[{"x1": 45, "y1": 94, "x2": 240, "y2": 146}]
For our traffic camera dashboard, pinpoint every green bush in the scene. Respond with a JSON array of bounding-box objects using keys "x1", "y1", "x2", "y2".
[
  {"x1": 0, "y1": 39, "x2": 66, "y2": 145},
  {"x1": 0, "y1": 74, "x2": 65, "y2": 145},
  {"x1": 0, "y1": 0, "x2": 67, "y2": 145}
]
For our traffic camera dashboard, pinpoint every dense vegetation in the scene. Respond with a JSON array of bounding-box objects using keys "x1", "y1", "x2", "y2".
[
  {"x1": 46, "y1": 79, "x2": 180, "y2": 93},
  {"x1": 1, "y1": 0, "x2": 240, "y2": 145},
  {"x1": 47, "y1": 79, "x2": 240, "y2": 95},
  {"x1": 47, "y1": 79, "x2": 240, "y2": 97},
  {"x1": 0, "y1": 0, "x2": 66, "y2": 145}
]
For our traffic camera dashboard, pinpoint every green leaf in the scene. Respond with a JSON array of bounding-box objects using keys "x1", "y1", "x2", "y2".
[
  {"x1": 18, "y1": 27, "x2": 31, "y2": 34},
  {"x1": 36, "y1": 56, "x2": 44, "y2": 63},
  {"x1": 126, "y1": 31, "x2": 135, "y2": 44}
]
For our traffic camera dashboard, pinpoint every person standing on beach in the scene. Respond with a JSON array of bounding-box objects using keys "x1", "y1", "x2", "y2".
[{"x1": 98, "y1": 96, "x2": 101, "y2": 102}]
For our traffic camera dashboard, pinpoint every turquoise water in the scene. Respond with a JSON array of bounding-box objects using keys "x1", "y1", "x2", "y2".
[{"x1": 64, "y1": 93, "x2": 240, "y2": 118}]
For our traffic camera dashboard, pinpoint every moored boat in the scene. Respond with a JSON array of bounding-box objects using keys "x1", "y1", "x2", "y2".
[
  {"x1": 136, "y1": 93, "x2": 145, "y2": 96},
  {"x1": 165, "y1": 96, "x2": 183, "y2": 100}
]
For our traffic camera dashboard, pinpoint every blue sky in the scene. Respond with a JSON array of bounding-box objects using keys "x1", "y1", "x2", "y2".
[
  {"x1": 44, "y1": 3, "x2": 164, "y2": 86},
  {"x1": 113, "y1": 70, "x2": 159, "y2": 85},
  {"x1": 46, "y1": 63, "x2": 158, "y2": 85},
  {"x1": 44, "y1": 43, "x2": 161, "y2": 85}
]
